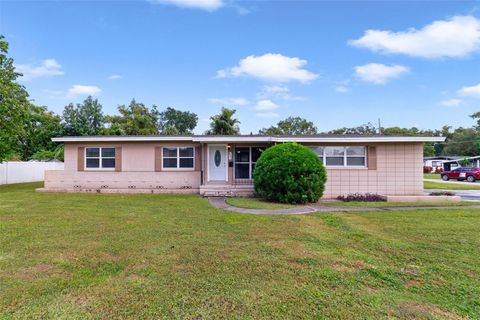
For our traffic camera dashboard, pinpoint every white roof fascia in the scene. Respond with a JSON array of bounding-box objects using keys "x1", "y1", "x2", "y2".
[{"x1": 51, "y1": 136, "x2": 193, "y2": 142}]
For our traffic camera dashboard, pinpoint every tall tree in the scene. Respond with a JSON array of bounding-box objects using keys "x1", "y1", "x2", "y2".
[
  {"x1": 442, "y1": 127, "x2": 480, "y2": 156},
  {"x1": 205, "y1": 107, "x2": 240, "y2": 135},
  {"x1": 259, "y1": 117, "x2": 318, "y2": 135},
  {"x1": 20, "y1": 104, "x2": 62, "y2": 160},
  {"x1": 62, "y1": 96, "x2": 105, "y2": 136},
  {"x1": 159, "y1": 107, "x2": 198, "y2": 135},
  {"x1": 0, "y1": 35, "x2": 30, "y2": 161},
  {"x1": 107, "y1": 99, "x2": 160, "y2": 135}
]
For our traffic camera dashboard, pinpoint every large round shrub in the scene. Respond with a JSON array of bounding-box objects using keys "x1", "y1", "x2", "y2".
[{"x1": 253, "y1": 143, "x2": 327, "y2": 204}]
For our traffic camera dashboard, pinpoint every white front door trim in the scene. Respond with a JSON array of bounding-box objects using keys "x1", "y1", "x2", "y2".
[{"x1": 207, "y1": 144, "x2": 228, "y2": 182}]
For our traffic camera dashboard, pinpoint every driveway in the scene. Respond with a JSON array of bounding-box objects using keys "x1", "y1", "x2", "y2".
[{"x1": 425, "y1": 189, "x2": 480, "y2": 201}]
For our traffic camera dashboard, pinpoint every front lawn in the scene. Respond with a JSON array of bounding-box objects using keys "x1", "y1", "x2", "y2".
[
  {"x1": 424, "y1": 180, "x2": 480, "y2": 190},
  {"x1": 424, "y1": 173, "x2": 441, "y2": 180},
  {"x1": 1, "y1": 183, "x2": 480, "y2": 319}
]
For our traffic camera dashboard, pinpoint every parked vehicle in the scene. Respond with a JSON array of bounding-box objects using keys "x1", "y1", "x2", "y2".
[{"x1": 441, "y1": 167, "x2": 480, "y2": 182}]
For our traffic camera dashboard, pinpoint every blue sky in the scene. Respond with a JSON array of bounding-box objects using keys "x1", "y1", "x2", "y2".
[{"x1": 2, "y1": 0, "x2": 480, "y2": 134}]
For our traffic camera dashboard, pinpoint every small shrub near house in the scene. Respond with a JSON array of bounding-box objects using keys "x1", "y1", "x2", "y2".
[
  {"x1": 337, "y1": 193, "x2": 387, "y2": 202},
  {"x1": 423, "y1": 166, "x2": 433, "y2": 174},
  {"x1": 435, "y1": 167, "x2": 444, "y2": 174},
  {"x1": 253, "y1": 143, "x2": 327, "y2": 204}
]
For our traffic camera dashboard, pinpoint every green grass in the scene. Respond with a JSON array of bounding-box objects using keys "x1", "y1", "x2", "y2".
[
  {"x1": 424, "y1": 173, "x2": 441, "y2": 180},
  {"x1": 321, "y1": 200, "x2": 476, "y2": 207},
  {"x1": 226, "y1": 197, "x2": 295, "y2": 209},
  {"x1": 424, "y1": 180, "x2": 480, "y2": 190},
  {"x1": 2, "y1": 183, "x2": 480, "y2": 319}
]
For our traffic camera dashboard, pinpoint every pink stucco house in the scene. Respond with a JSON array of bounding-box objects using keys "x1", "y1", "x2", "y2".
[{"x1": 38, "y1": 135, "x2": 444, "y2": 198}]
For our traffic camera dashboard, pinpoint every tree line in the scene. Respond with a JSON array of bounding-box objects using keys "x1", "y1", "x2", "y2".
[{"x1": 1, "y1": 35, "x2": 479, "y2": 162}]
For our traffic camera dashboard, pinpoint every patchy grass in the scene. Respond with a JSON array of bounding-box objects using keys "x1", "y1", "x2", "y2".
[
  {"x1": 424, "y1": 180, "x2": 480, "y2": 190},
  {"x1": 1, "y1": 183, "x2": 480, "y2": 319},
  {"x1": 226, "y1": 197, "x2": 296, "y2": 209},
  {"x1": 320, "y1": 200, "x2": 475, "y2": 207},
  {"x1": 424, "y1": 173, "x2": 441, "y2": 180}
]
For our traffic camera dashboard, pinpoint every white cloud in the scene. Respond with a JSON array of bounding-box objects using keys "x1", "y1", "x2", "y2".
[
  {"x1": 257, "y1": 85, "x2": 306, "y2": 101},
  {"x1": 354, "y1": 63, "x2": 409, "y2": 84},
  {"x1": 208, "y1": 97, "x2": 249, "y2": 106},
  {"x1": 15, "y1": 59, "x2": 64, "y2": 81},
  {"x1": 217, "y1": 53, "x2": 318, "y2": 83},
  {"x1": 254, "y1": 99, "x2": 280, "y2": 111},
  {"x1": 256, "y1": 112, "x2": 280, "y2": 118},
  {"x1": 67, "y1": 85, "x2": 102, "y2": 98},
  {"x1": 108, "y1": 74, "x2": 122, "y2": 80},
  {"x1": 457, "y1": 83, "x2": 480, "y2": 98},
  {"x1": 335, "y1": 85, "x2": 350, "y2": 93},
  {"x1": 349, "y1": 15, "x2": 480, "y2": 58},
  {"x1": 440, "y1": 99, "x2": 462, "y2": 107},
  {"x1": 151, "y1": 0, "x2": 224, "y2": 11}
]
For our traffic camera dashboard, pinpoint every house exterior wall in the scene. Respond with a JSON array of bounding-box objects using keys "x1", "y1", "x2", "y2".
[
  {"x1": 46, "y1": 142, "x2": 201, "y2": 192},
  {"x1": 322, "y1": 143, "x2": 423, "y2": 198},
  {"x1": 43, "y1": 141, "x2": 424, "y2": 198}
]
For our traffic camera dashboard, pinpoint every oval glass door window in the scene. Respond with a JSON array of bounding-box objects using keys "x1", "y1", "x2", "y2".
[{"x1": 214, "y1": 150, "x2": 221, "y2": 167}]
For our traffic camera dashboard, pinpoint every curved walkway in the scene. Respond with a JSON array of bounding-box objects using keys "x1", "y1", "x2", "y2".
[{"x1": 208, "y1": 197, "x2": 480, "y2": 215}]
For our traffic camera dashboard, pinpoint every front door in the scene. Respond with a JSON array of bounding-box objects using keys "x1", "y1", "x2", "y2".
[{"x1": 208, "y1": 145, "x2": 227, "y2": 181}]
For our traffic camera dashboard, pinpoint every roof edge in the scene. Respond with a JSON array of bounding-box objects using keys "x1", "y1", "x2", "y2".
[{"x1": 52, "y1": 135, "x2": 446, "y2": 143}]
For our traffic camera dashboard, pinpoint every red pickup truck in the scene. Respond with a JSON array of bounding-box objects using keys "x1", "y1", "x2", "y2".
[{"x1": 441, "y1": 167, "x2": 480, "y2": 182}]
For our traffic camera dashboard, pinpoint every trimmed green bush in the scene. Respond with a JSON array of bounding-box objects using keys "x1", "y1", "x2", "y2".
[{"x1": 253, "y1": 143, "x2": 327, "y2": 204}]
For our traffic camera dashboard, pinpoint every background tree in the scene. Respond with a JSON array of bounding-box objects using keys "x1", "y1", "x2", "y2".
[
  {"x1": 106, "y1": 99, "x2": 160, "y2": 135},
  {"x1": 327, "y1": 123, "x2": 376, "y2": 135},
  {"x1": 62, "y1": 96, "x2": 105, "y2": 136},
  {"x1": 442, "y1": 128, "x2": 480, "y2": 156},
  {"x1": 20, "y1": 104, "x2": 62, "y2": 160},
  {"x1": 159, "y1": 107, "x2": 198, "y2": 135},
  {"x1": 205, "y1": 107, "x2": 240, "y2": 135},
  {"x1": 0, "y1": 35, "x2": 30, "y2": 161},
  {"x1": 259, "y1": 116, "x2": 318, "y2": 135}
]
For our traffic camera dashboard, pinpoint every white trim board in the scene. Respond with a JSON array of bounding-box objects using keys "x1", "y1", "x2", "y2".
[{"x1": 53, "y1": 136, "x2": 446, "y2": 143}]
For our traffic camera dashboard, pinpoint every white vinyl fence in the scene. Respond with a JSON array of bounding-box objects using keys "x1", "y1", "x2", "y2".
[{"x1": 0, "y1": 161, "x2": 64, "y2": 185}]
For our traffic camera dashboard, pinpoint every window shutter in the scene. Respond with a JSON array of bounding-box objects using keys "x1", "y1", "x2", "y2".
[
  {"x1": 77, "y1": 147, "x2": 84, "y2": 172},
  {"x1": 194, "y1": 146, "x2": 202, "y2": 171},
  {"x1": 115, "y1": 147, "x2": 122, "y2": 172},
  {"x1": 367, "y1": 146, "x2": 377, "y2": 170},
  {"x1": 155, "y1": 146, "x2": 163, "y2": 172}
]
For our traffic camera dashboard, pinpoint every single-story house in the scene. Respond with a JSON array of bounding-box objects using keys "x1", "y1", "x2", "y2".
[
  {"x1": 442, "y1": 155, "x2": 480, "y2": 171},
  {"x1": 423, "y1": 156, "x2": 463, "y2": 172},
  {"x1": 38, "y1": 135, "x2": 444, "y2": 198}
]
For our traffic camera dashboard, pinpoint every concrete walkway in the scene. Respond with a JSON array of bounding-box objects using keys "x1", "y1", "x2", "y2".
[{"x1": 208, "y1": 197, "x2": 480, "y2": 215}]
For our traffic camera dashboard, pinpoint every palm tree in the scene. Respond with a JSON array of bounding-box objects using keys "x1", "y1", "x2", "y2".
[{"x1": 205, "y1": 107, "x2": 240, "y2": 135}]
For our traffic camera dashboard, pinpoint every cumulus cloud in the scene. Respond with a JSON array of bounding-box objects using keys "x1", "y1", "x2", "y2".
[
  {"x1": 457, "y1": 83, "x2": 480, "y2": 98},
  {"x1": 254, "y1": 99, "x2": 280, "y2": 111},
  {"x1": 335, "y1": 85, "x2": 350, "y2": 93},
  {"x1": 15, "y1": 59, "x2": 64, "y2": 81},
  {"x1": 151, "y1": 0, "x2": 224, "y2": 11},
  {"x1": 67, "y1": 85, "x2": 102, "y2": 98},
  {"x1": 349, "y1": 15, "x2": 480, "y2": 58},
  {"x1": 108, "y1": 74, "x2": 122, "y2": 80},
  {"x1": 208, "y1": 97, "x2": 249, "y2": 106},
  {"x1": 256, "y1": 112, "x2": 280, "y2": 118},
  {"x1": 217, "y1": 53, "x2": 318, "y2": 83},
  {"x1": 257, "y1": 85, "x2": 306, "y2": 101},
  {"x1": 440, "y1": 99, "x2": 462, "y2": 107},
  {"x1": 354, "y1": 63, "x2": 409, "y2": 84}
]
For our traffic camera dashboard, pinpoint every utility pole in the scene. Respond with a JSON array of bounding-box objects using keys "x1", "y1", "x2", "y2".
[{"x1": 378, "y1": 118, "x2": 382, "y2": 135}]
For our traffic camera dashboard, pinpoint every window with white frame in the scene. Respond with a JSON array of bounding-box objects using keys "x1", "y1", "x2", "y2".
[
  {"x1": 234, "y1": 147, "x2": 263, "y2": 179},
  {"x1": 162, "y1": 147, "x2": 194, "y2": 169},
  {"x1": 85, "y1": 147, "x2": 116, "y2": 169},
  {"x1": 309, "y1": 146, "x2": 366, "y2": 167}
]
